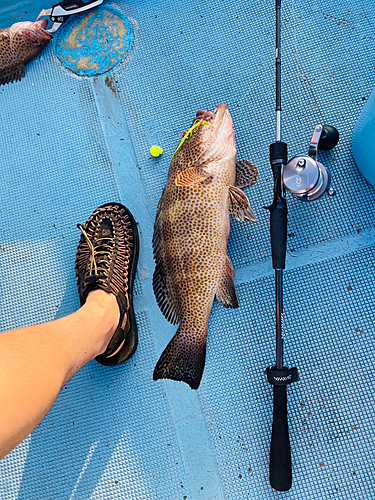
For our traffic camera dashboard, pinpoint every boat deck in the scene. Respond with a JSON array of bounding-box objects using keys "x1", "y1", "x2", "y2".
[{"x1": 0, "y1": 1, "x2": 374, "y2": 498}]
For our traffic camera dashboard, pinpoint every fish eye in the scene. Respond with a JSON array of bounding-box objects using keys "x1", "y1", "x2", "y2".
[{"x1": 34, "y1": 40, "x2": 43, "y2": 46}]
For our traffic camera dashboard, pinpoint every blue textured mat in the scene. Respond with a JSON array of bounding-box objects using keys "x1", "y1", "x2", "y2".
[{"x1": 1, "y1": 0, "x2": 374, "y2": 499}]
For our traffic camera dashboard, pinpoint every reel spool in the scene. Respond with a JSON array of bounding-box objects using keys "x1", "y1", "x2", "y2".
[{"x1": 282, "y1": 124, "x2": 339, "y2": 202}]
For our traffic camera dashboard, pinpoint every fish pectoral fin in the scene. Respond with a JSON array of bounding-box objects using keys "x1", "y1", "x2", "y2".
[
  {"x1": 216, "y1": 256, "x2": 239, "y2": 308},
  {"x1": 175, "y1": 166, "x2": 214, "y2": 186},
  {"x1": 228, "y1": 185, "x2": 257, "y2": 222},
  {"x1": 0, "y1": 64, "x2": 26, "y2": 86},
  {"x1": 235, "y1": 159, "x2": 258, "y2": 188}
]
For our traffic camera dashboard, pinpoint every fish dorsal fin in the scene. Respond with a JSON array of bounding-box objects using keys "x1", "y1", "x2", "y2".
[
  {"x1": 235, "y1": 159, "x2": 258, "y2": 188},
  {"x1": 175, "y1": 166, "x2": 214, "y2": 186},
  {"x1": 0, "y1": 64, "x2": 26, "y2": 86},
  {"x1": 152, "y1": 188, "x2": 181, "y2": 325},
  {"x1": 216, "y1": 256, "x2": 239, "y2": 308},
  {"x1": 228, "y1": 185, "x2": 257, "y2": 222},
  {"x1": 153, "y1": 263, "x2": 181, "y2": 324}
]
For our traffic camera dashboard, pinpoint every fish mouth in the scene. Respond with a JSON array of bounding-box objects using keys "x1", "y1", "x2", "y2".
[
  {"x1": 36, "y1": 19, "x2": 53, "y2": 38},
  {"x1": 210, "y1": 104, "x2": 234, "y2": 147},
  {"x1": 212, "y1": 104, "x2": 230, "y2": 128},
  {"x1": 194, "y1": 104, "x2": 230, "y2": 129},
  {"x1": 185, "y1": 104, "x2": 234, "y2": 162},
  {"x1": 192, "y1": 104, "x2": 235, "y2": 161},
  {"x1": 194, "y1": 108, "x2": 217, "y2": 125}
]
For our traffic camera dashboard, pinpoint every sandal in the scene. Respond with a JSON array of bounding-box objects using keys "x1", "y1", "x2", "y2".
[{"x1": 75, "y1": 202, "x2": 139, "y2": 366}]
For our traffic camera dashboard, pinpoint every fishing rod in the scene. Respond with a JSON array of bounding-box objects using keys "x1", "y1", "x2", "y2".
[{"x1": 266, "y1": 0, "x2": 339, "y2": 491}]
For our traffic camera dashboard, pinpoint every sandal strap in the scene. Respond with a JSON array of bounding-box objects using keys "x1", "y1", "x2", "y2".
[{"x1": 75, "y1": 204, "x2": 134, "y2": 303}]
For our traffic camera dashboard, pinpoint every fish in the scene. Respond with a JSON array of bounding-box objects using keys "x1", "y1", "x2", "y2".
[
  {"x1": 0, "y1": 20, "x2": 52, "y2": 86},
  {"x1": 152, "y1": 103, "x2": 258, "y2": 389}
]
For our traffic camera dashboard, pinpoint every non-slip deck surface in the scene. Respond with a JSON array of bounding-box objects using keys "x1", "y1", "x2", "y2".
[{"x1": 0, "y1": 1, "x2": 374, "y2": 498}]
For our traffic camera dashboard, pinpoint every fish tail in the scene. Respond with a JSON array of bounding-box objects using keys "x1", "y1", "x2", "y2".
[{"x1": 153, "y1": 327, "x2": 207, "y2": 390}]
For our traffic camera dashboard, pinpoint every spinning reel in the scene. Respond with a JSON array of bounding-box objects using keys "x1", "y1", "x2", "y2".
[{"x1": 282, "y1": 124, "x2": 339, "y2": 201}]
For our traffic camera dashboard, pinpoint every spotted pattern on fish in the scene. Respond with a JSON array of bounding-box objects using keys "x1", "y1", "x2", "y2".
[
  {"x1": 0, "y1": 20, "x2": 52, "y2": 85},
  {"x1": 153, "y1": 104, "x2": 258, "y2": 389}
]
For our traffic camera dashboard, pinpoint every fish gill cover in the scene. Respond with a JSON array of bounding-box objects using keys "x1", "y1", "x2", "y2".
[{"x1": 53, "y1": 6, "x2": 134, "y2": 76}]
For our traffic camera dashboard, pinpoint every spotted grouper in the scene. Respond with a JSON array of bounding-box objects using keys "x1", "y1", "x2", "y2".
[
  {"x1": 153, "y1": 103, "x2": 258, "y2": 389},
  {"x1": 0, "y1": 20, "x2": 52, "y2": 86}
]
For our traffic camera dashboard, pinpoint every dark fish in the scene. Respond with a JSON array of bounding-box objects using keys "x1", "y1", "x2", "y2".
[
  {"x1": 0, "y1": 20, "x2": 52, "y2": 85},
  {"x1": 152, "y1": 104, "x2": 258, "y2": 389}
]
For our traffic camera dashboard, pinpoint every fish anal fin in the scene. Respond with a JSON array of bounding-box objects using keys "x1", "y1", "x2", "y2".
[
  {"x1": 236, "y1": 159, "x2": 258, "y2": 188},
  {"x1": 228, "y1": 185, "x2": 257, "y2": 222},
  {"x1": 216, "y1": 256, "x2": 239, "y2": 308},
  {"x1": 0, "y1": 64, "x2": 26, "y2": 86},
  {"x1": 153, "y1": 327, "x2": 207, "y2": 390},
  {"x1": 175, "y1": 166, "x2": 214, "y2": 186}
]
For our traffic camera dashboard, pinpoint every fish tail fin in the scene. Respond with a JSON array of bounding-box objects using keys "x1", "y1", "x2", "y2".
[{"x1": 153, "y1": 327, "x2": 207, "y2": 390}]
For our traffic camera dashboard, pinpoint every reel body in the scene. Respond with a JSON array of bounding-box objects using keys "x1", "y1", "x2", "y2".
[{"x1": 282, "y1": 124, "x2": 338, "y2": 202}]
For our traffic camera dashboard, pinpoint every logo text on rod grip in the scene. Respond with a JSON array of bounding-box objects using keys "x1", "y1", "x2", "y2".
[
  {"x1": 274, "y1": 374, "x2": 292, "y2": 382},
  {"x1": 266, "y1": 366, "x2": 299, "y2": 386}
]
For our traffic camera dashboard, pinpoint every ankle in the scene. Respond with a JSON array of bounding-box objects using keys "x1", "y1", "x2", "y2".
[{"x1": 84, "y1": 290, "x2": 120, "y2": 350}]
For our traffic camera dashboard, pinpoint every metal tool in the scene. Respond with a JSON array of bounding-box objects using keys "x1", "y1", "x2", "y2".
[
  {"x1": 266, "y1": 0, "x2": 339, "y2": 492},
  {"x1": 37, "y1": 0, "x2": 104, "y2": 33}
]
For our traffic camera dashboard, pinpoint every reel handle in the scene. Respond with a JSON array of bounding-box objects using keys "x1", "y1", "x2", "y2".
[
  {"x1": 270, "y1": 385, "x2": 292, "y2": 491},
  {"x1": 319, "y1": 124, "x2": 339, "y2": 151}
]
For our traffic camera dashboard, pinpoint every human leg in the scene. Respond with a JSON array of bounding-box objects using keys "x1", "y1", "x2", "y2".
[
  {"x1": 0, "y1": 290, "x2": 118, "y2": 460},
  {"x1": 0, "y1": 202, "x2": 139, "y2": 459}
]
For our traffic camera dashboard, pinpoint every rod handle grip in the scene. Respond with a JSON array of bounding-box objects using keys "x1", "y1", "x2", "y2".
[
  {"x1": 270, "y1": 385, "x2": 292, "y2": 491},
  {"x1": 270, "y1": 202, "x2": 287, "y2": 269}
]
